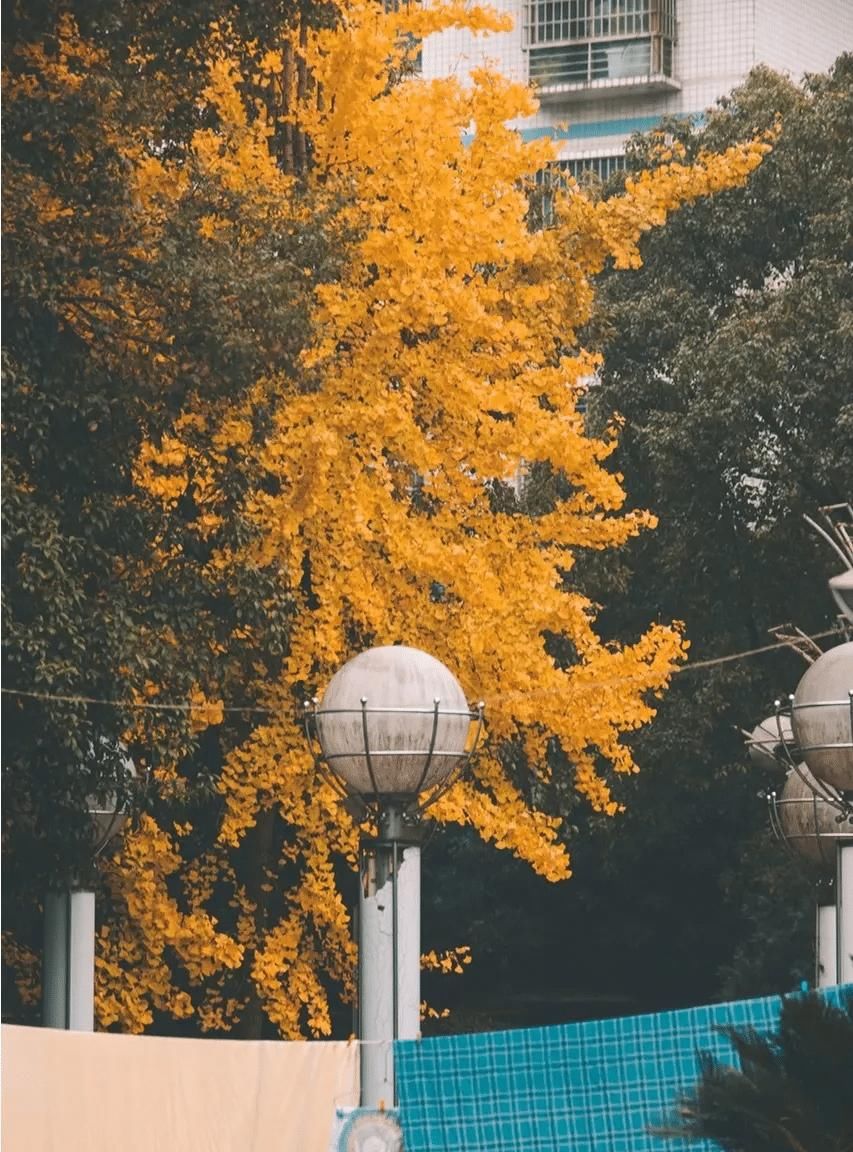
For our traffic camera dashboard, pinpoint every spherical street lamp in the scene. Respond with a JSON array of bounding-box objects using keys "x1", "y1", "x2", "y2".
[
  {"x1": 87, "y1": 742, "x2": 137, "y2": 853},
  {"x1": 751, "y1": 641, "x2": 853, "y2": 989},
  {"x1": 305, "y1": 645, "x2": 484, "y2": 1109},
  {"x1": 748, "y1": 509, "x2": 853, "y2": 990},
  {"x1": 769, "y1": 765, "x2": 844, "y2": 875},
  {"x1": 745, "y1": 713, "x2": 796, "y2": 772},
  {"x1": 308, "y1": 644, "x2": 482, "y2": 811},
  {"x1": 789, "y1": 640, "x2": 853, "y2": 987},
  {"x1": 791, "y1": 640, "x2": 853, "y2": 795},
  {"x1": 767, "y1": 762, "x2": 850, "y2": 987}
]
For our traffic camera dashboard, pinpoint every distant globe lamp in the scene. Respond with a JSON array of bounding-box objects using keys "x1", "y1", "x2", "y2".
[
  {"x1": 829, "y1": 570, "x2": 853, "y2": 624},
  {"x1": 768, "y1": 764, "x2": 845, "y2": 876},
  {"x1": 745, "y1": 713, "x2": 796, "y2": 772}
]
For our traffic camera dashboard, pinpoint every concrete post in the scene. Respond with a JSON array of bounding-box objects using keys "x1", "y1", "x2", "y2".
[
  {"x1": 816, "y1": 900, "x2": 837, "y2": 987},
  {"x1": 837, "y1": 840, "x2": 853, "y2": 985},
  {"x1": 43, "y1": 889, "x2": 96, "y2": 1030},
  {"x1": 395, "y1": 845, "x2": 421, "y2": 1042},
  {"x1": 358, "y1": 810, "x2": 421, "y2": 1108}
]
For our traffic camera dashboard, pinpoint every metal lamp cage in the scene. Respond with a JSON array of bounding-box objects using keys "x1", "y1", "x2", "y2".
[
  {"x1": 773, "y1": 696, "x2": 853, "y2": 819},
  {"x1": 85, "y1": 741, "x2": 140, "y2": 856},
  {"x1": 88, "y1": 798, "x2": 131, "y2": 857},
  {"x1": 304, "y1": 697, "x2": 485, "y2": 821},
  {"x1": 766, "y1": 781, "x2": 853, "y2": 874},
  {"x1": 745, "y1": 712, "x2": 795, "y2": 770}
]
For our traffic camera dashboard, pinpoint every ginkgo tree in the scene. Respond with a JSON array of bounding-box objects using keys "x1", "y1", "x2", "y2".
[{"x1": 3, "y1": 0, "x2": 768, "y2": 1036}]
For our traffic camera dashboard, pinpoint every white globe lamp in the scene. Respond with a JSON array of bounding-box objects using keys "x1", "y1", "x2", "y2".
[
  {"x1": 309, "y1": 645, "x2": 482, "y2": 810},
  {"x1": 791, "y1": 641, "x2": 853, "y2": 795}
]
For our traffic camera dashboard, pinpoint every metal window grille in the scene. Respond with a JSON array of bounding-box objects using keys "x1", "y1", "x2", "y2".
[
  {"x1": 559, "y1": 154, "x2": 628, "y2": 181},
  {"x1": 525, "y1": 0, "x2": 676, "y2": 90},
  {"x1": 529, "y1": 155, "x2": 627, "y2": 228}
]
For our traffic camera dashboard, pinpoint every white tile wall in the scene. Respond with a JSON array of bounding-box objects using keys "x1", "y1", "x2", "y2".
[
  {"x1": 422, "y1": 0, "x2": 853, "y2": 158},
  {"x1": 422, "y1": 0, "x2": 526, "y2": 88},
  {"x1": 675, "y1": 0, "x2": 757, "y2": 112},
  {"x1": 754, "y1": 0, "x2": 853, "y2": 77}
]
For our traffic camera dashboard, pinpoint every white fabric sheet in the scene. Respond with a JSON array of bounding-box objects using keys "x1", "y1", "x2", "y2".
[{"x1": 1, "y1": 1024, "x2": 359, "y2": 1152}]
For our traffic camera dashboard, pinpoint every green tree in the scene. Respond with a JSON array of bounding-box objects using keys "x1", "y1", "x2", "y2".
[
  {"x1": 1, "y1": 4, "x2": 337, "y2": 1026},
  {"x1": 582, "y1": 58, "x2": 852, "y2": 1001},
  {"x1": 3, "y1": 0, "x2": 770, "y2": 1037},
  {"x1": 418, "y1": 60, "x2": 852, "y2": 1027},
  {"x1": 659, "y1": 992, "x2": 853, "y2": 1152}
]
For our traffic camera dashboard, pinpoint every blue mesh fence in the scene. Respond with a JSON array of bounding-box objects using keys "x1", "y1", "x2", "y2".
[{"x1": 394, "y1": 985, "x2": 851, "y2": 1152}]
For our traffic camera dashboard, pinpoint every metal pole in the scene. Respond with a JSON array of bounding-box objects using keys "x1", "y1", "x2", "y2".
[
  {"x1": 359, "y1": 840, "x2": 395, "y2": 1108},
  {"x1": 816, "y1": 900, "x2": 837, "y2": 988},
  {"x1": 358, "y1": 808, "x2": 422, "y2": 1108},
  {"x1": 43, "y1": 891, "x2": 69, "y2": 1029},
  {"x1": 392, "y1": 839, "x2": 399, "y2": 1049},
  {"x1": 395, "y1": 843, "x2": 421, "y2": 1041},
  {"x1": 43, "y1": 888, "x2": 96, "y2": 1030},
  {"x1": 837, "y1": 840, "x2": 853, "y2": 985}
]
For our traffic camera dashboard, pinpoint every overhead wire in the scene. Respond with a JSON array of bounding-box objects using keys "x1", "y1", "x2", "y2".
[{"x1": 0, "y1": 626, "x2": 843, "y2": 716}]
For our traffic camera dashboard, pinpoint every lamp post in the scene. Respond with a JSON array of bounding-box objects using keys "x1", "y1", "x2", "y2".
[
  {"x1": 305, "y1": 645, "x2": 483, "y2": 1108},
  {"x1": 750, "y1": 506, "x2": 853, "y2": 987},
  {"x1": 759, "y1": 650, "x2": 853, "y2": 987},
  {"x1": 43, "y1": 744, "x2": 135, "y2": 1030},
  {"x1": 766, "y1": 762, "x2": 844, "y2": 986},
  {"x1": 789, "y1": 641, "x2": 853, "y2": 983}
]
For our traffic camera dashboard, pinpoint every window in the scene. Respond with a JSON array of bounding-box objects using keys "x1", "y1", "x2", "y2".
[
  {"x1": 528, "y1": 155, "x2": 627, "y2": 229},
  {"x1": 525, "y1": 0, "x2": 676, "y2": 93},
  {"x1": 559, "y1": 154, "x2": 627, "y2": 181}
]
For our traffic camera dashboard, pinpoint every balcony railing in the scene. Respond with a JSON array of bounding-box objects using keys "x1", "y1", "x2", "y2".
[{"x1": 524, "y1": 0, "x2": 677, "y2": 97}]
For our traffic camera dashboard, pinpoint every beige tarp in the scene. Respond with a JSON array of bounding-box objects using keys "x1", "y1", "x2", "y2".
[{"x1": 1, "y1": 1025, "x2": 359, "y2": 1151}]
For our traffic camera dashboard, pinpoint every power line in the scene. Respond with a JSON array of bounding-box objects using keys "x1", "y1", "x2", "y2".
[
  {"x1": 673, "y1": 627, "x2": 839, "y2": 673},
  {"x1": 1, "y1": 626, "x2": 842, "y2": 715},
  {"x1": 0, "y1": 687, "x2": 269, "y2": 715}
]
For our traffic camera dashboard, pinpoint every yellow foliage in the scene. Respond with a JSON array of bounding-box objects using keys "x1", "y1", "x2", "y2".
[
  {"x1": 218, "y1": 0, "x2": 764, "y2": 884},
  {"x1": 421, "y1": 1002, "x2": 452, "y2": 1020},
  {"x1": 422, "y1": 945, "x2": 473, "y2": 976},
  {"x1": 97, "y1": 817, "x2": 244, "y2": 1032},
  {"x1": 7, "y1": 1, "x2": 767, "y2": 1037},
  {"x1": 188, "y1": 687, "x2": 225, "y2": 734},
  {"x1": 2, "y1": 932, "x2": 41, "y2": 1007}
]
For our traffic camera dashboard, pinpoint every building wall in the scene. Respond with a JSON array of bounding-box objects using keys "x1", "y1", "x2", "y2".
[
  {"x1": 421, "y1": 0, "x2": 852, "y2": 163},
  {"x1": 422, "y1": 0, "x2": 525, "y2": 88},
  {"x1": 675, "y1": 0, "x2": 756, "y2": 114},
  {"x1": 754, "y1": 0, "x2": 852, "y2": 77}
]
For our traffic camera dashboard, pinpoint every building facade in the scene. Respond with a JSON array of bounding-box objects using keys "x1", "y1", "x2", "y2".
[{"x1": 422, "y1": 0, "x2": 852, "y2": 178}]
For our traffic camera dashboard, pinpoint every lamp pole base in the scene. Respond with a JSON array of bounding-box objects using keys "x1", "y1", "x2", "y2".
[{"x1": 43, "y1": 888, "x2": 95, "y2": 1030}]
